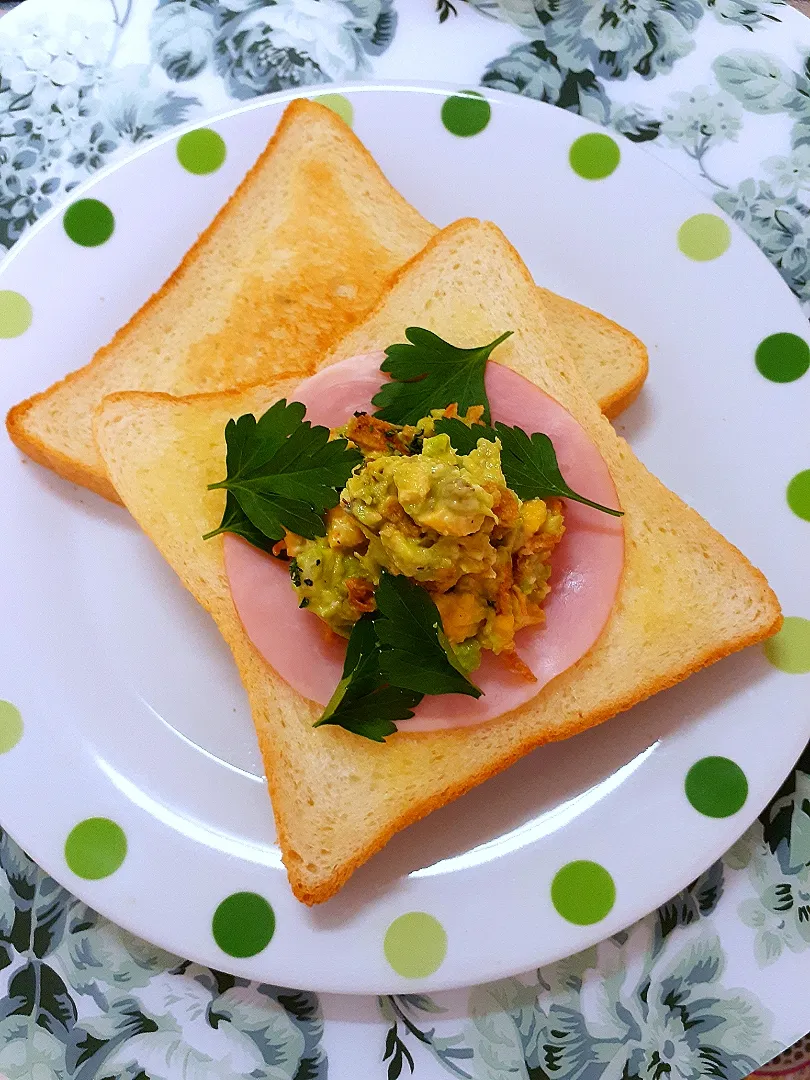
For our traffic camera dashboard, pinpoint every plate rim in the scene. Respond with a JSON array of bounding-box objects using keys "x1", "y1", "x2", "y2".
[{"x1": 0, "y1": 80, "x2": 808, "y2": 994}]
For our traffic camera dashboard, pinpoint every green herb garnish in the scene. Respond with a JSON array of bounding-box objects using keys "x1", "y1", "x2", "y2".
[
  {"x1": 314, "y1": 616, "x2": 423, "y2": 743},
  {"x1": 435, "y1": 417, "x2": 622, "y2": 518},
  {"x1": 204, "y1": 399, "x2": 362, "y2": 545},
  {"x1": 495, "y1": 424, "x2": 622, "y2": 516},
  {"x1": 433, "y1": 416, "x2": 495, "y2": 455},
  {"x1": 208, "y1": 491, "x2": 278, "y2": 554},
  {"x1": 372, "y1": 327, "x2": 512, "y2": 426},
  {"x1": 314, "y1": 571, "x2": 481, "y2": 741},
  {"x1": 375, "y1": 571, "x2": 482, "y2": 699}
]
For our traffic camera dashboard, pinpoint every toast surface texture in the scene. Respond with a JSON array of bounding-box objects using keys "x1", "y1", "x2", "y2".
[
  {"x1": 94, "y1": 219, "x2": 780, "y2": 906},
  {"x1": 9, "y1": 101, "x2": 645, "y2": 502},
  {"x1": 536, "y1": 288, "x2": 647, "y2": 418},
  {"x1": 7, "y1": 99, "x2": 434, "y2": 501}
]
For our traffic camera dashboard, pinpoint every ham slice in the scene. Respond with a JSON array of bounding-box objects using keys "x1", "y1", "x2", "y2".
[{"x1": 224, "y1": 353, "x2": 624, "y2": 732}]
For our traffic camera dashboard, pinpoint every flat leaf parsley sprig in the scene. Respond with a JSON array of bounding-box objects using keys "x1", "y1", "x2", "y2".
[
  {"x1": 435, "y1": 417, "x2": 622, "y2": 517},
  {"x1": 373, "y1": 326, "x2": 622, "y2": 518},
  {"x1": 316, "y1": 571, "x2": 480, "y2": 743},
  {"x1": 204, "y1": 398, "x2": 362, "y2": 547},
  {"x1": 372, "y1": 327, "x2": 511, "y2": 426}
]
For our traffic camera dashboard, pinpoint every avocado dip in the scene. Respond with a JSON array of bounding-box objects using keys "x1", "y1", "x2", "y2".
[{"x1": 277, "y1": 407, "x2": 565, "y2": 679}]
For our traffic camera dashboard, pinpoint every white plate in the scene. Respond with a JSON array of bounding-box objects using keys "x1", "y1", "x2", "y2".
[{"x1": 0, "y1": 83, "x2": 807, "y2": 995}]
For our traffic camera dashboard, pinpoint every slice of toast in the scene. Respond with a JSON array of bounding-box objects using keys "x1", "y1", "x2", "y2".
[
  {"x1": 535, "y1": 288, "x2": 646, "y2": 418},
  {"x1": 7, "y1": 100, "x2": 434, "y2": 502},
  {"x1": 9, "y1": 100, "x2": 646, "y2": 504},
  {"x1": 93, "y1": 218, "x2": 778, "y2": 906}
]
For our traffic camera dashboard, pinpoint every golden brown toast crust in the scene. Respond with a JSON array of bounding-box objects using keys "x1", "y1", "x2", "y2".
[
  {"x1": 7, "y1": 398, "x2": 122, "y2": 502},
  {"x1": 561, "y1": 302, "x2": 648, "y2": 419}
]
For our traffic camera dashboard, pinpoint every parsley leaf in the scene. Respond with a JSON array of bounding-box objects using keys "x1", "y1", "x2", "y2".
[
  {"x1": 314, "y1": 616, "x2": 422, "y2": 742},
  {"x1": 205, "y1": 409, "x2": 287, "y2": 549},
  {"x1": 205, "y1": 399, "x2": 362, "y2": 544},
  {"x1": 433, "y1": 416, "x2": 496, "y2": 456},
  {"x1": 204, "y1": 491, "x2": 277, "y2": 553},
  {"x1": 315, "y1": 574, "x2": 481, "y2": 743},
  {"x1": 435, "y1": 417, "x2": 622, "y2": 518},
  {"x1": 314, "y1": 572, "x2": 483, "y2": 741},
  {"x1": 493, "y1": 423, "x2": 623, "y2": 517},
  {"x1": 372, "y1": 327, "x2": 512, "y2": 426},
  {"x1": 375, "y1": 570, "x2": 482, "y2": 698}
]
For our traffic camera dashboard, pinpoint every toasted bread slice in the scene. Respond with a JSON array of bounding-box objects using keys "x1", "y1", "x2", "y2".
[
  {"x1": 93, "y1": 219, "x2": 777, "y2": 906},
  {"x1": 7, "y1": 99, "x2": 435, "y2": 502},
  {"x1": 536, "y1": 288, "x2": 647, "y2": 418},
  {"x1": 9, "y1": 100, "x2": 646, "y2": 503}
]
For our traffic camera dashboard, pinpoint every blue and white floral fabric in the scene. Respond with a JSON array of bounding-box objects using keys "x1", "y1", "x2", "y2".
[{"x1": 2, "y1": 0, "x2": 810, "y2": 313}]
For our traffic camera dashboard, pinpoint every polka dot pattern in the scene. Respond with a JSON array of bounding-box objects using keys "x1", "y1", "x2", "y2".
[
  {"x1": 177, "y1": 128, "x2": 227, "y2": 175},
  {"x1": 0, "y1": 90, "x2": 806, "y2": 991},
  {"x1": 787, "y1": 470, "x2": 810, "y2": 521},
  {"x1": 764, "y1": 617, "x2": 810, "y2": 674},
  {"x1": 313, "y1": 93, "x2": 354, "y2": 127},
  {"x1": 63, "y1": 199, "x2": 115, "y2": 247},
  {"x1": 756, "y1": 333, "x2": 810, "y2": 383},
  {"x1": 677, "y1": 214, "x2": 731, "y2": 261},
  {"x1": 441, "y1": 91, "x2": 491, "y2": 137},
  {"x1": 213, "y1": 892, "x2": 275, "y2": 958},
  {"x1": 0, "y1": 291, "x2": 32, "y2": 339},
  {"x1": 65, "y1": 818, "x2": 127, "y2": 880},
  {"x1": 569, "y1": 133, "x2": 621, "y2": 180},
  {"x1": 384, "y1": 912, "x2": 447, "y2": 978},
  {"x1": 685, "y1": 756, "x2": 748, "y2": 818},
  {"x1": 551, "y1": 861, "x2": 615, "y2": 925},
  {"x1": 0, "y1": 702, "x2": 23, "y2": 755}
]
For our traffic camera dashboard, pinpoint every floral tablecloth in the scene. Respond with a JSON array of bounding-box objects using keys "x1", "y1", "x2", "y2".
[{"x1": 1, "y1": 1, "x2": 810, "y2": 1078}]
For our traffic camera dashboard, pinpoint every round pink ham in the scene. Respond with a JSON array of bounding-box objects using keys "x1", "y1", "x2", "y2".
[{"x1": 224, "y1": 352, "x2": 624, "y2": 732}]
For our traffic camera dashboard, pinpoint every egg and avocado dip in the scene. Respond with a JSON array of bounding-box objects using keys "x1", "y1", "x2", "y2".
[{"x1": 280, "y1": 408, "x2": 565, "y2": 679}]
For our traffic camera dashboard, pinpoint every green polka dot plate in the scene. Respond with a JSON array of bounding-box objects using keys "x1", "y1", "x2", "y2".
[{"x1": 0, "y1": 85, "x2": 807, "y2": 994}]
